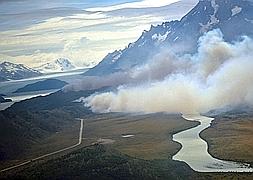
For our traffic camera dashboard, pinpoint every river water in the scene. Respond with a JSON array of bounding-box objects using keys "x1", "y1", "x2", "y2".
[
  {"x1": 172, "y1": 114, "x2": 253, "y2": 172},
  {"x1": 0, "y1": 90, "x2": 58, "y2": 111},
  {"x1": 0, "y1": 68, "x2": 88, "y2": 111}
]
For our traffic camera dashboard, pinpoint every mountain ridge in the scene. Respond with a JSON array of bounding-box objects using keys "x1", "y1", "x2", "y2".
[
  {"x1": 85, "y1": 0, "x2": 253, "y2": 76},
  {"x1": 0, "y1": 61, "x2": 42, "y2": 81},
  {"x1": 35, "y1": 58, "x2": 75, "y2": 74}
]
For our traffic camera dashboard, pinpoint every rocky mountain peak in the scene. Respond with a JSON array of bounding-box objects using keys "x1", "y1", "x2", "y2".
[{"x1": 85, "y1": 0, "x2": 253, "y2": 76}]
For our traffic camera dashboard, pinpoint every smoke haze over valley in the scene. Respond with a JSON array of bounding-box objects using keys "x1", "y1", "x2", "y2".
[
  {"x1": 64, "y1": 0, "x2": 253, "y2": 115},
  {"x1": 70, "y1": 29, "x2": 253, "y2": 114}
]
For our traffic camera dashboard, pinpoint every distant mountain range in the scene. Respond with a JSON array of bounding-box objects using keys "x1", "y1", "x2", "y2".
[
  {"x1": 35, "y1": 58, "x2": 75, "y2": 74},
  {"x1": 0, "y1": 61, "x2": 42, "y2": 81},
  {"x1": 85, "y1": 0, "x2": 253, "y2": 76},
  {"x1": 0, "y1": 58, "x2": 76, "y2": 81}
]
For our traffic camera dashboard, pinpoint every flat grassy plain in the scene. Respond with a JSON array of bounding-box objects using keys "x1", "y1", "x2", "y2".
[
  {"x1": 1, "y1": 113, "x2": 197, "y2": 170},
  {"x1": 83, "y1": 113, "x2": 199, "y2": 160},
  {"x1": 201, "y1": 114, "x2": 253, "y2": 165},
  {"x1": 1, "y1": 113, "x2": 253, "y2": 179}
]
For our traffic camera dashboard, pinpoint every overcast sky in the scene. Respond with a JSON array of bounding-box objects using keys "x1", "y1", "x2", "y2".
[{"x1": 0, "y1": 0, "x2": 198, "y2": 68}]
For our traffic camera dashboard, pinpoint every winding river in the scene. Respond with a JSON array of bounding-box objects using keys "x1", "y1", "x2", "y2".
[{"x1": 172, "y1": 114, "x2": 253, "y2": 172}]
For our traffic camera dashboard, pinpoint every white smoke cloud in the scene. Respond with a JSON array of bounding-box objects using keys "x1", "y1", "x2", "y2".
[
  {"x1": 79, "y1": 29, "x2": 253, "y2": 114},
  {"x1": 64, "y1": 72, "x2": 131, "y2": 91},
  {"x1": 64, "y1": 48, "x2": 191, "y2": 92}
]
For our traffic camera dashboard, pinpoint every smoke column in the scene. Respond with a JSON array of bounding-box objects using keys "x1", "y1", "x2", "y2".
[{"x1": 72, "y1": 29, "x2": 253, "y2": 114}]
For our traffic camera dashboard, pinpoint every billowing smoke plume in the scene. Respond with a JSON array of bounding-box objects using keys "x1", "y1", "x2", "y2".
[
  {"x1": 64, "y1": 72, "x2": 130, "y2": 91},
  {"x1": 64, "y1": 47, "x2": 191, "y2": 92},
  {"x1": 73, "y1": 29, "x2": 253, "y2": 114}
]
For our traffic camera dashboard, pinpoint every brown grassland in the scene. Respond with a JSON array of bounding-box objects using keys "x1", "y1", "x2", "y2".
[
  {"x1": 82, "y1": 113, "x2": 199, "y2": 160},
  {"x1": 201, "y1": 115, "x2": 253, "y2": 165},
  {"x1": 1, "y1": 113, "x2": 253, "y2": 179}
]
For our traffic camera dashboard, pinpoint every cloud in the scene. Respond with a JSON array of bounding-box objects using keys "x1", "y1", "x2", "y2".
[
  {"x1": 86, "y1": 0, "x2": 180, "y2": 12},
  {"x1": 0, "y1": 1, "x2": 197, "y2": 68},
  {"x1": 81, "y1": 29, "x2": 253, "y2": 114}
]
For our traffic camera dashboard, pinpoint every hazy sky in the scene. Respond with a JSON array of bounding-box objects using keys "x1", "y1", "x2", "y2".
[{"x1": 0, "y1": 0, "x2": 198, "y2": 68}]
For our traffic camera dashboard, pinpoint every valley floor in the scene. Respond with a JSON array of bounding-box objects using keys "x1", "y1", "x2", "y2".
[
  {"x1": 1, "y1": 112, "x2": 253, "y2": 179},
  {"x1": 201, "y1": 114, "x2": 253, "y2": 167},
  {"x1": 81, "y1": 113, "x2": 199, "y2": 160}
]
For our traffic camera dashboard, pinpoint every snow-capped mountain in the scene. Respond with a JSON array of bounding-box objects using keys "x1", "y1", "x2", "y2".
[
  {"x1": 0, "y1": 61, "x2": 42, "y2": 81},
  {"x1": 36, "y1": 58, "x2": 75, "y2": 74},
  {"x1": 85, "y1": 0, "x2": 253, "y2": 76}
]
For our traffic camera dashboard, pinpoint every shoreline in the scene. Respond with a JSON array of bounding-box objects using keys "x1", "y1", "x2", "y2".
[
  {"x1": 200, "y1": 116, "x2": 253, "y2": 168},
  {"x1": 172, "y1": 114, "x2": 253, "y2": 172}
]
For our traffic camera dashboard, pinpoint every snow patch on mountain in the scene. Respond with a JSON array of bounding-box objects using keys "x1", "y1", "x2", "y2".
[
  {"x1": 152, "y1": 31, "x2": 170, "y2": 44},
  {"x1": 36, "y1": 58, "x2": 75, "y2": 73},
  {"x1": 111, "y1": 51, "x2": 122, "y2": 63},
  {"x1": 231, "y1": 6, "x2": 242, "y2": 16},
  {"x1": 138, "y1": 40, "x2": 147, "y2": 47},
  {"x1": 0, "y1": 62, "x2": 37, "y2": 73},
  {"x1": 200, "y1": 0, "x2": 219, "y2": 33},
  {"x1": 0, "y1": 61, "x2": 41, "y2": 81},
  {"x1": 245, "y1": 18, "x2": 253, "y2": 23}
]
